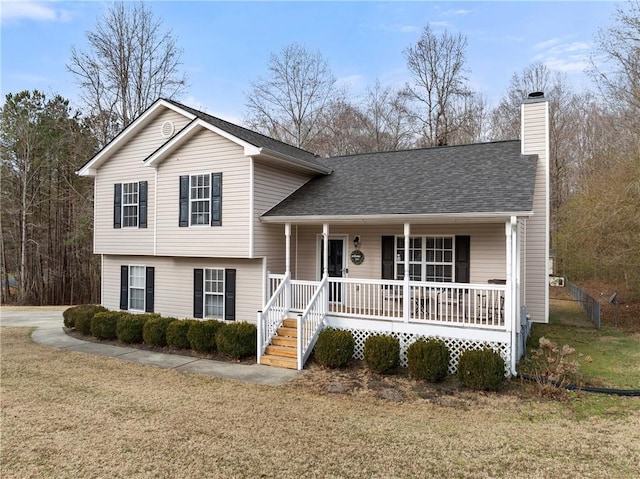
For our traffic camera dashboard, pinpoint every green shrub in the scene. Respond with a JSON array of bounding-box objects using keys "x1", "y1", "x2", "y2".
[
  {"x1": 457, "y1": 348, "x2": 506, "y2": 391},
  {"x1": 407, "y1": 338, "x2": 450, "y2": 382},
  {"x1": 166, "y1": 320, "x2": 198, "y2": 349},
  {"x1": 116, "y1": 314, "x2": 156, "y2": 344},
  {"x1": 364, "y1": 334, "x2": 400, "y2": 374},
  {"x1": 90, "y1": 311, "x2": 125, "y2": 340},
  {"x1": 187, "y1": 320, "x2": 225, "y2": 353},
  {"x1": 216, "y1": 322, "x2": 257, "y2": 359},
  {"x1": 143, "y1": 317, "x2": 177, "y2": 347},
  {"x1": 64, "y1": 304, "x2": 107, "y2": 331},
  {"x1": 314, "y1": 328, "x2": 354, "y2": 368}
]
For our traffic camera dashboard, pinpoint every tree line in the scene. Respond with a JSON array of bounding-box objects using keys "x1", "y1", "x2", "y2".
[{"x1": 1, "y1": 1, "x2": 638, "y2": 305}]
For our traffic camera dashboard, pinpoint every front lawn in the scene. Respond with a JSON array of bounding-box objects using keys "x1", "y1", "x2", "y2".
[{"x1": 2, "y1": 326, "x2": 640, "y2": 479}]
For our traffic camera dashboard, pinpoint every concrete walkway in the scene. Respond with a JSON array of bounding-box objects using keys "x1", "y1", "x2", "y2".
[{"x1": 0, "y1": 306, "x2": 299, "y2": 386}]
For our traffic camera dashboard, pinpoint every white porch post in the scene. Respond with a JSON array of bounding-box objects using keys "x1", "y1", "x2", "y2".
[
  {"x1": 506, "y1": 216, "x2": 518, "y2": 375},
  {"x1": 403, "y1": 223, "x2": 410, "y2": 322},
  {"x1": 285, "y1": 223, "x2": 291, "y2": 275},
  {"x1": 285, "y1": 223, "x2": 292, "y2": 313},
  {"x1": 322, "y1": 223, "x2": 329, "y2": 278}
]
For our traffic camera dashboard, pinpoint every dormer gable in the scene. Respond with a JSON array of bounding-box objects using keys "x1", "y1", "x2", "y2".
[{"x1": 77, "y1": 99, "x2": 195, "y2": 177}]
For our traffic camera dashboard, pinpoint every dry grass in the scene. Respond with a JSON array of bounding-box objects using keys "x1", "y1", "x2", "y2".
[{"x1": 2, "y1": 327, "x2": 640, "y2": 479}]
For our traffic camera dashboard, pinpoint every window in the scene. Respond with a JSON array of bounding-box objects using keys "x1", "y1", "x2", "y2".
[
  {"x1": 190, "y1": 174, "x2": 210, "y2": 225},
  {"x1": 128, "y1": 265, "x2": 145, "y2": 311},
  {"x1": 193, "y1": 268, "x2": 235, "y2": 320},
  {"x1": 120, "y1": 265, "x2": 154, "y2": 312},
  {"x1": 122, "y1": 182, "x2": 139, "y2": 227},
  {"x1": 204, "y1": 268, "x2": 224, "y2": 318},
  {"x1": 179, "y1": 173, "x2": 222, "y2": 227},
  {"x1": 395, "y1": 236, "x2": 454, "y2": 282},
  {"x1": 114, "y1": 181, "x2": 147, "y2": 229}
]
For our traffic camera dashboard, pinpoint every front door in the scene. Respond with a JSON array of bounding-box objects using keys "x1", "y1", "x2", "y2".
[{"x1": 320, "y1": 237, "x2": 345, "y2": 302}]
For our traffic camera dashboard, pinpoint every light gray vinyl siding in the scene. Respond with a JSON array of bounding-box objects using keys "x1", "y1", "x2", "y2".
[
  {"x1": 253, "y1": 161, "x2": 314, "y2": 272},
  {"x1": 154, "y1": 128, "x2": 251, "y2": 257},
  {"x1": 102, "y1": 255, "x2": 263, "y2": 322},
  {"x1": 521, "y1": 100, "x2": 549, "y2": 323},
  {"x1": 94, "y1": 109, "x2": 191, "y2": 255},
  {"x1": 291, "y1": 223, "x2": 506, "y2": 283}
]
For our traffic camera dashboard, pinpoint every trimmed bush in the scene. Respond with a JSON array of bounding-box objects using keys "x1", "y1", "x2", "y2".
[
  {"x1": 64, "y1": 304, "x2": 107, "y2": 331},
  {"x1": 188, "y1": 320, "x2": 225, "y2": 353},
  {"x1": 143, "y1": 317, "x2": 177, "y2": 347},
  {"x1": 457, "y1": 348, "x2": 506, "y2": 391},
  {"x1": 116, "y1": 314, "x2": 156, "y2": 344},
  {"x1": 166, "y1": 320, "x2": 198, "y2": 349},
  {"x1": 314, "y1": 328, "x2": 354, "y2": 368},
  {"x1": 90, "y1": 311, "x2": 125, "y2": 340},
  {"x1": 216, "y1": 322, "x2": 257, "y2": 359},
  {"x1": 364, "y1": 334, "x2": 400, "y2": 374},
  {"x1": 407, "y1": 338, "x2": 450, "y2": 382}
]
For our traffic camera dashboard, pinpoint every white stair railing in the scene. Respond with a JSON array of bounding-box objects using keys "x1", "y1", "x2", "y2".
[
  {"x1": 297, "y1": 275, "x2": 329, "y2": 370},
  {"x1": 257, "y1": 272, "x2": 290, "y2": 363}
]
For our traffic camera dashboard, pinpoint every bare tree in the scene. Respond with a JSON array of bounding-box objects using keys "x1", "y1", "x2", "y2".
[
  {"x1": 361, "y1": 80, "x2": 414, "y2": 151},
  {"x1": 403, "y1": 25, "x2": 472, "y2": 147},
  {"x1": 244, "y1": 43, "x2": 338, "y2": 151},
  {"x1": 590, "y1": 0, "x2": 640, "y2": 113},
  {"x1": 68, "y1": 1, "x2": 187, "y2": 145}
]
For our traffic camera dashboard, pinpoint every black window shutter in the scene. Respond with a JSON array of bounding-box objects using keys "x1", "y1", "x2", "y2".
[
  {"x1": 145, "y1": 267, "x2": 154, "y2": 312},
  {"x1": 381, "y1": 236, "x2": 395, "y2": 280},
  {"x1": 224, "y1": 268, "x2": 236, "y2": 321},
  {"x1": 114, "y1": 183, "x2": 122, "y2": 228},
  {"x1": 179, "y1": 175, "x2": 189, "y2": 227},
  {"x1": 455, "y1": 236, "x2": 471, "y2": 283},
  {"x1": 120, "y1": 265, "x2": 128, "y2": 310},
  {"x1": 211, "y1": 173, "x2": 222, "y2": 226},
  {"x1": 139, "y1": 181, "x2": 148, "y2": 228},
  {"x1": 193, "y1": 269, "x2": 204, "y2": 318}
]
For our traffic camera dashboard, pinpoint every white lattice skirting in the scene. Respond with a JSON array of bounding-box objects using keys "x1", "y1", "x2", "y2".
[{"x1": 338, "y1": 327, "x2": 512, "y2": 375}]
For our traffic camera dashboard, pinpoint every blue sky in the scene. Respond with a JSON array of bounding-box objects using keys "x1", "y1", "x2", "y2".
[{"x1": 1, "y1": 1, "x2": 619, "y2": 123}]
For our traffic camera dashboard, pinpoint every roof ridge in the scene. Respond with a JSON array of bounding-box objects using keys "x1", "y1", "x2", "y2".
[{"x1": 325, "y1": 139, "x2": 522, "y2": 160}]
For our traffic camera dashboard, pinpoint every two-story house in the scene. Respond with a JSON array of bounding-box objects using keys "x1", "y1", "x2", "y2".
[{"x1": 78, "y1": 93, "x2": 550, "y2": 374}]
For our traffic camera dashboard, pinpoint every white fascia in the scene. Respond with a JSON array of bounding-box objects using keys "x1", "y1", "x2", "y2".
[
  {"x1": 77, "y1": 99, "x2": 196, "y2": 176},
  {"x1": 260, "y1": 211, "x2": 534, "y2": 225}
]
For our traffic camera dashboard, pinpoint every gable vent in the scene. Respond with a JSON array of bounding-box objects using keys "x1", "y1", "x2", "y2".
[{"x1": 160, "y1": 120, "x2": 175, "y2": 138}]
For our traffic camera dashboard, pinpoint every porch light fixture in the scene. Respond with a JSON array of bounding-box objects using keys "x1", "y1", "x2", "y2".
[{"x1": 353, "y1": 235, "x2": 361, "y2": 249}]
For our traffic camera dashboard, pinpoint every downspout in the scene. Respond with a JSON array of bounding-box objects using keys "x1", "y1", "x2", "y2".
[{"x1": 249, "y1": 157, "x2": 254, "y2": 258}]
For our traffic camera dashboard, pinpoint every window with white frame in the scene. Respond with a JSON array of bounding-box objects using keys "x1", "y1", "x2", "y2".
[
  {"x1": 395, "y1": 236, "x2": 454, "y2": 282},
  {"x1": 190, "y1": 174, "x2": 210, "y2": 225},
  {"x1": 122, "y1": 182, "x2": 139, "y2": 227},
  {"x1": 128, "y1": 265, "x2": 146, "y2": 311},
  {"x1": 204, "y1": 268, "x2": 224, "y2": 318}
]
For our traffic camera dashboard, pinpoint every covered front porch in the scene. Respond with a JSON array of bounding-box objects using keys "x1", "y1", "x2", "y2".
[{"x1": 257, "y1": 218, "x2": 529, "y2": 374}]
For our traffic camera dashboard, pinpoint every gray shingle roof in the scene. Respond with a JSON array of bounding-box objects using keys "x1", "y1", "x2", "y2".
[
  {"x1": 263, "y1": 140, "x2": 538, "y2": 218},
  {"x1": 164, "y1": 99, "x2": 327, "y2": 167}
]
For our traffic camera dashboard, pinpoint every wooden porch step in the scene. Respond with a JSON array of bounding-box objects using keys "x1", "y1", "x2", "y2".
[
  {"x1": 260, "y1": 354, "x2": 297, "y2": 369},
  {"x1": 282, "y1": 318, "x2": 297, "y2": 328},
  {"x1": 271, "y1": 335, "x2": 297, "y2": 347},
  {"x1": 276, "y1": 326, "x2": 297, "y2": 338},
  {"x1": 265, "y1": 344, "x2": 297, "y2": 358}
]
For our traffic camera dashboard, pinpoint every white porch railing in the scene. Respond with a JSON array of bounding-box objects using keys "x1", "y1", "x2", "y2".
[
  {"x1": 277, "y1": 275, "x2": 507, "y2": 330},
  {"x1": 297, "y1": 276, "x2": 329, "y2": 370},
  {"x1": 258, "y1": 272, "x2": 290, "y2": 363}
]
